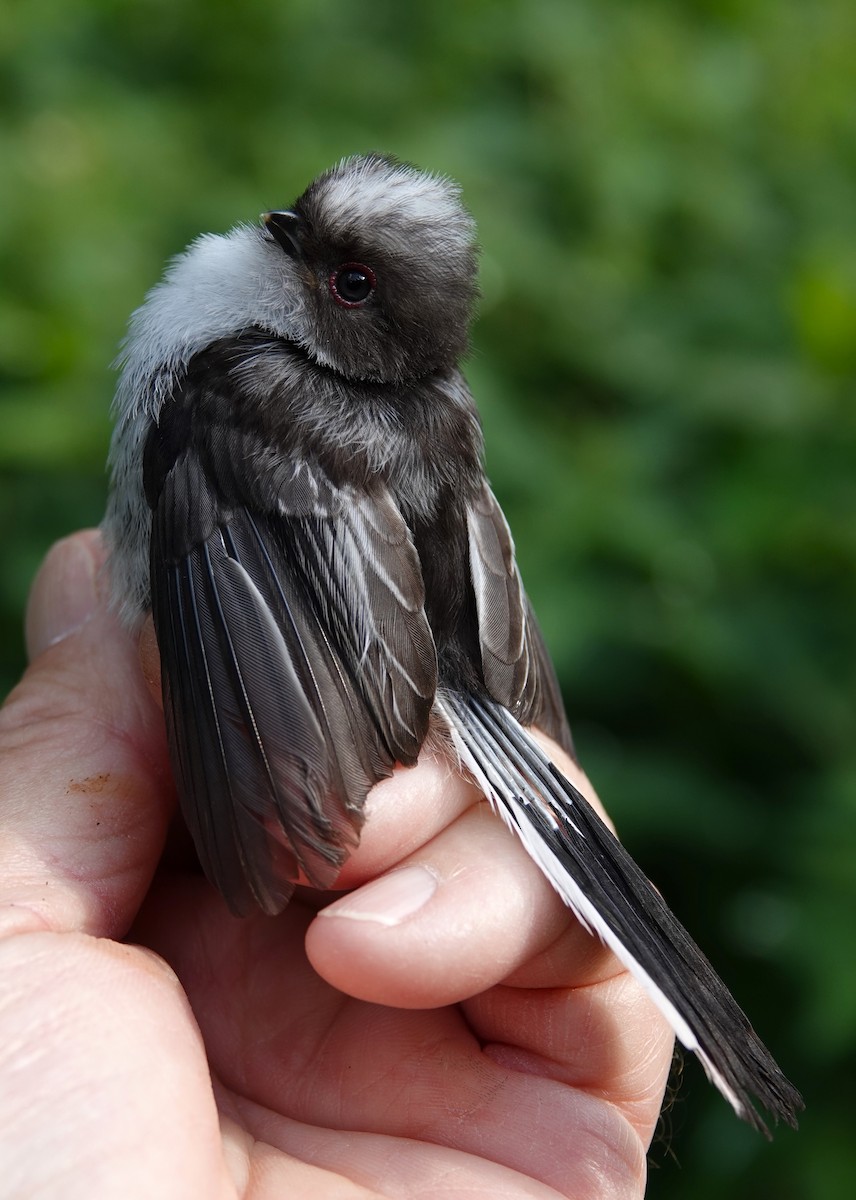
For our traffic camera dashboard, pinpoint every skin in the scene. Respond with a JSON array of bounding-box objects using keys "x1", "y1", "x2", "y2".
[{"x1": 0, "y1": 531, "x2": 674, "y2": 1199}]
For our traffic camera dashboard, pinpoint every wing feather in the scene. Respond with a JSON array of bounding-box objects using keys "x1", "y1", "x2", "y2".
[
  {"x1": 467, "y1": 483, "x2": 574, "y2": 754},
  {"x1": 150, "y1": 445, "x2": 437, "y2": 914}
]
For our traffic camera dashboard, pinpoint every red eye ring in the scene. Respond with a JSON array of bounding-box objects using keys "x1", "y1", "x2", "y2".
[{"x1": 329, "y1": 262, "x2": 377, "y2": 307}]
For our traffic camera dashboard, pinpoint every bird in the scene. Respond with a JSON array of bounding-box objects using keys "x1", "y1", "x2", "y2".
[{"x1": 103, "y1": 152, "x2": 802, "y2": 1136}]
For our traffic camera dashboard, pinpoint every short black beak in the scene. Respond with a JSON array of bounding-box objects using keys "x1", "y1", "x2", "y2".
[{"x1": 263, "y1": 210, "x2": 304, "y2": 258}]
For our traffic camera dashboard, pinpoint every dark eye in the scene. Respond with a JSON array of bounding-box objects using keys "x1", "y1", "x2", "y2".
[{"x1": 329, "y1": 262, "x2": 376, "y2": 307}]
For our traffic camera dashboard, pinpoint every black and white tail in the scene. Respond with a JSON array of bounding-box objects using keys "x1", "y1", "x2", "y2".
[{"x1": 438, "y1": 691, "x2": 803, "y2": 1136}]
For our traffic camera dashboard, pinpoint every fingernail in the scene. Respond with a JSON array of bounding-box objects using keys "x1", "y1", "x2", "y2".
[
  {"x1": 319, "y1": 865, "x2": 439, "y2": 927},
  {"x1": 25, "y1": 535, "x2": 99, "y2": 660}
]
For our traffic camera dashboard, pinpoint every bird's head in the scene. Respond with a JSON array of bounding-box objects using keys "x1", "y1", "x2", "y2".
[
  {"x1": 261, "y1": 154, "x2": 478, "y2": 383},
  {"x1": 120, "y1": 155, "x2": 478, "y2": 417}
]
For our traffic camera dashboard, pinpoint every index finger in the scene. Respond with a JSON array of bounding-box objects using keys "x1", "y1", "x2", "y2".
[{"x1": 0, "y1": 531, "x2": 174, "y2": 940}]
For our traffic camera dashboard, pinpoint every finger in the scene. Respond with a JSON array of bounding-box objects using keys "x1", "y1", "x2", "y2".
[
  {"x1": 0, "y1": 531, "x2": 173, "y2": 940},
  {"x1": 0, "y1": 931, "x2": 232, "y2": 1199},
  {"x1": 465, "y1": 978, "x2": 675, "y2": 1141},
  {"x1": 332, "y1": 748, "x2": 482, "y2": 890},
  {"x1": 305, "y1": 757, "x2": 616, "y2": 1008},
  {"x1": 223, "y1": 1091, "x2": 636, "y2": 1200}
]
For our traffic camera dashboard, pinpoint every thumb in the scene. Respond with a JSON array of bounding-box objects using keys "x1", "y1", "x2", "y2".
[{"x1": 0, "y1": 531, "x2": 174, "y2": 941}]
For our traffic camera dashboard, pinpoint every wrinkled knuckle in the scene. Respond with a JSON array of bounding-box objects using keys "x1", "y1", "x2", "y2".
[{"x1": 0, "y1": 672, "x2": 103, "y2": 759}]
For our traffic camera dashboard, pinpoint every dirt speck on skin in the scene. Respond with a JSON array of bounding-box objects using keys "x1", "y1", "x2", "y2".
[{"x1": 67, "y1": 773, "x2": 112, "y2": 795}]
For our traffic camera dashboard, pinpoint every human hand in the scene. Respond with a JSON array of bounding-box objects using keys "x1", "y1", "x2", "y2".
[{"x1": 0, "y1": 531, "x2": 674, "y2": 1199}]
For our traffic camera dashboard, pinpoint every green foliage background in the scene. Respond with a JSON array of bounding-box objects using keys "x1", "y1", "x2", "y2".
[{"x1": 1, "y1": 1, "x2": 854, "y2": 1194}]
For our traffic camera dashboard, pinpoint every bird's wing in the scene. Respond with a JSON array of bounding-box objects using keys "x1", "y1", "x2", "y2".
[
  {"x1": 148, "y1": 434, "x2": 436, "y2": 916},
  {"x1": 466, "y1": 482, "x2": 574, "y2": 754}
]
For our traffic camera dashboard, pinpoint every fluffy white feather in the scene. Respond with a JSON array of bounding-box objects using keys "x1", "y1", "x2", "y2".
[{"x1": 319, "y1": 157, "x2": 472, "y2": 242}]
